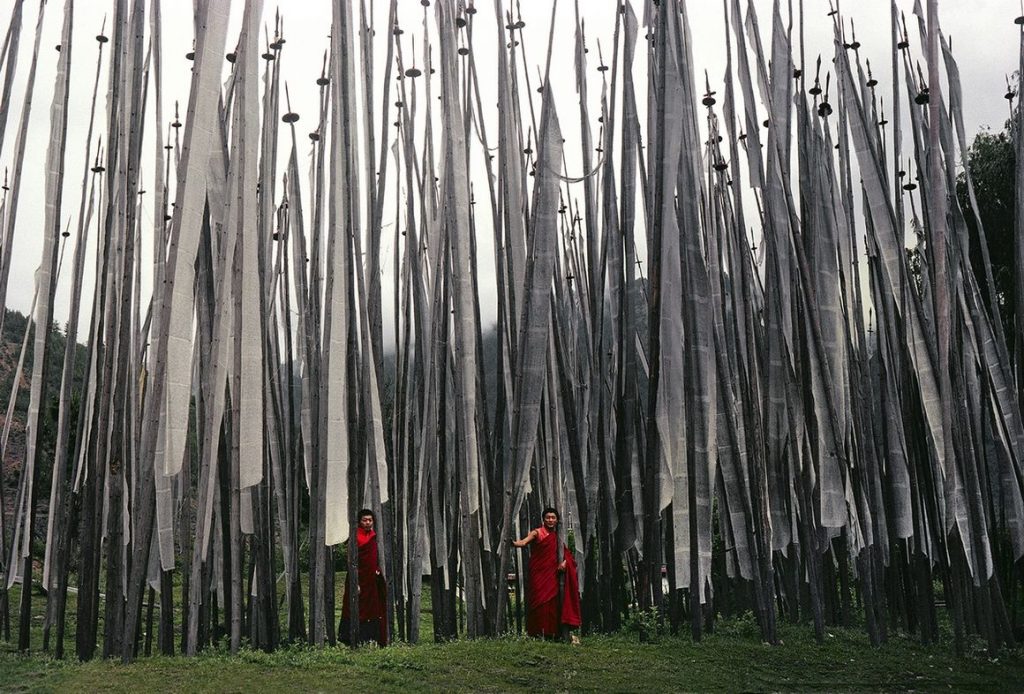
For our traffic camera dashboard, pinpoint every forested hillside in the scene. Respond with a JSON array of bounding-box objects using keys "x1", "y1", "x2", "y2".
[{"x1": 0, "y1": 310, "x2": 87, "y2": 550}]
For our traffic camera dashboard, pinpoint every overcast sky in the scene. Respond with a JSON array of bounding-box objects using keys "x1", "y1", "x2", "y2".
[{"x1": 0, "y1": 0, "x2": 1019, "y2": 339}]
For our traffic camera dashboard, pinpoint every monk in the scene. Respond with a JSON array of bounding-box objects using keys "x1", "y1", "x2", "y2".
[
  {"x1": 512, "y1": 507, "x2": 582, "y2": 639},
  {"x1": 339, "y1": 509, "x2": 388, "y2": 647}
]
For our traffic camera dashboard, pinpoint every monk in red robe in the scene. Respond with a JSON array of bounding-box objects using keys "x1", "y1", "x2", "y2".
[
  {"x1": 340, "y1": 509, "x2": 388, "y2": 647},
  {"x1": 512, "y1": 507, "x2": 581, "y2": 638}
]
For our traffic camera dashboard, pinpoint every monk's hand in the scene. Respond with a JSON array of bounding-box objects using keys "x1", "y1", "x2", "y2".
[{"x1": 557, "y1": 560, "x2": 567, "y2": 572}]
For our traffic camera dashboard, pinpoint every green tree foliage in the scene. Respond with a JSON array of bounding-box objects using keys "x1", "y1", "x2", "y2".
[
  {"x1": 0, "y1": 310, "x2": 88, "y2": 545},
  {"x1": 956, "y1": 124, "x2": 1017, "y2": 338}
]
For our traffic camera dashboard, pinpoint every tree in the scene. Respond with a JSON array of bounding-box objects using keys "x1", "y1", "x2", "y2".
[{"x1": 956, "y1": 124, "x2": 1017, "y2": 340}]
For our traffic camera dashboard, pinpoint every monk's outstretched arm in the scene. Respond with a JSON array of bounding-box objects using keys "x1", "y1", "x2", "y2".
[{"x1": 511, "y1": 529, "x2": 538, "y2": 548}]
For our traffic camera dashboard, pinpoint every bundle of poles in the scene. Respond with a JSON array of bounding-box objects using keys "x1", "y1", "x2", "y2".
[{"x1": 0, "y1": 0, "x2": 1021, "y2": 662}]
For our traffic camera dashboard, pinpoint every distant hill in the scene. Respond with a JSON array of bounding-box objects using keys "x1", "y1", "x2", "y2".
[{"x1": 0, "y1": 308, "x2": 88, "y2": 539}]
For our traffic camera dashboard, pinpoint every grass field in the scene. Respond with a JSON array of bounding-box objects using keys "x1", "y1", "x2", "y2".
[{"x1": 1, "y1": 594, "x2": 1021, "y2": 692}]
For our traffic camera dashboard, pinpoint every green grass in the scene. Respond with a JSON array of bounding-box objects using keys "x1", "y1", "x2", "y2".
[
  {"x1": 0, "y1": 612, "x2": 1021, "y2": 692},
  {"x1": 1, "y1": 579, "x2": 1021, "y2": 692}
]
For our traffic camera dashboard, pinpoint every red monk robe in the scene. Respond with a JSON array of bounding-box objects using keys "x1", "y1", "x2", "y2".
[
  {"x1": 340, "y1": 526, "x2": 388, "y2": 646},
  {"x1": 526, "y1": 526, "x2": 581, "y2": 637}
]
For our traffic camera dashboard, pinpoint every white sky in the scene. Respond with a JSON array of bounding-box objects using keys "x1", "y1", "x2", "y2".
[{"x1": 0, "y1": 0, "x2": 1019, "y2": 344}]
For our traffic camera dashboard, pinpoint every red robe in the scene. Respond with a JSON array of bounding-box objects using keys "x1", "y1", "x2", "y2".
[
  {"x1": 526, "y1": 526, "x2": 581, "y2": 637},
  {"x1": 341, "y1": 527, "x2": 388, "y2": 646}
]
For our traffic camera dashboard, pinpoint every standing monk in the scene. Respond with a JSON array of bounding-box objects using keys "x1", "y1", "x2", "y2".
[
  {"x1": 340, "y1": 509, "x2": 388, "y2": 646},
  {"x1": 512, "y1": 507, "x2": 582, "y2": 638}
]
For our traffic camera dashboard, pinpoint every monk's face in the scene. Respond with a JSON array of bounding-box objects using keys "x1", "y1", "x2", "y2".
[
  {"x1": 359, "y1": 514, "x2": 374, "y2": 531},
  {"x1": 542, "y1": 512, "x2": 558, "y2": 529}
]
